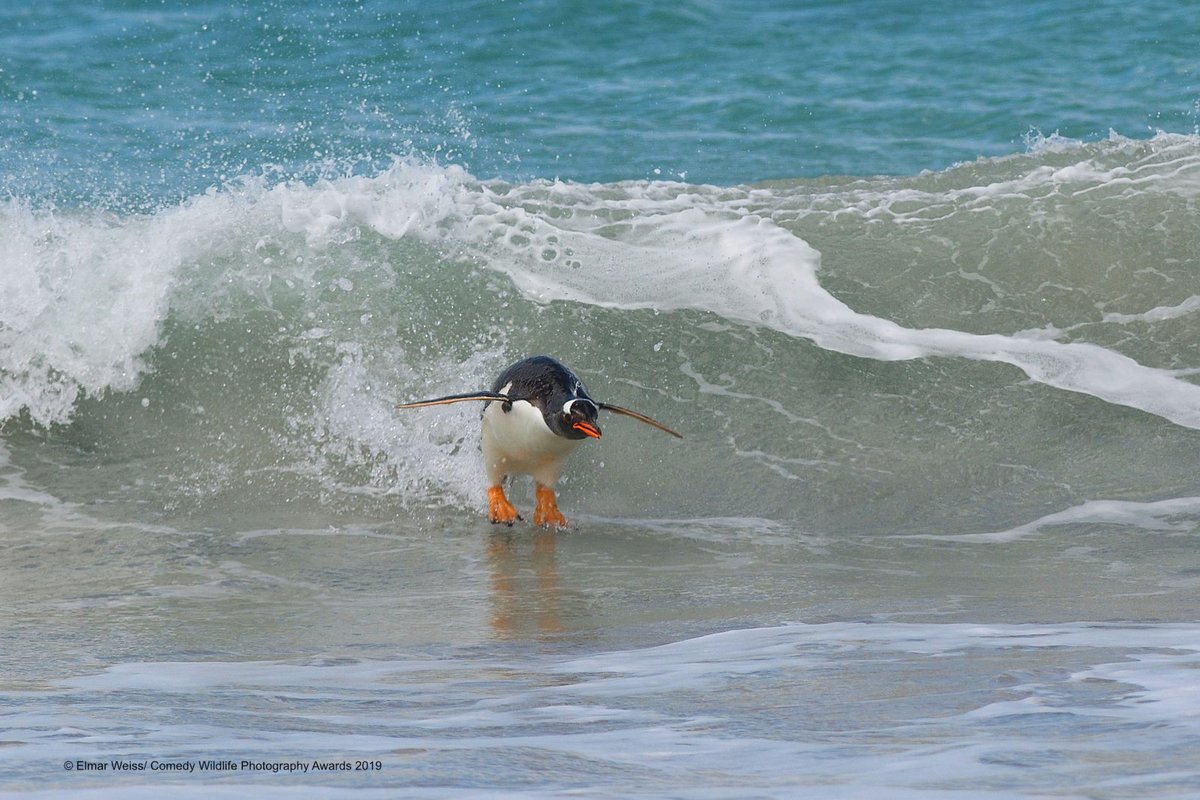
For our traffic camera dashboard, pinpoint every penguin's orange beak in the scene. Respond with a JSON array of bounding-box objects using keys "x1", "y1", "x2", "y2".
[{"x1": 572, "y1": 420, "x2": 602, "y2": 439}]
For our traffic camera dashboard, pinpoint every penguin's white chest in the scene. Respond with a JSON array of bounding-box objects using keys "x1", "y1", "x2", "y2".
[{"x1": 481, "y1": 399, "x2": 581, "y2": 486}]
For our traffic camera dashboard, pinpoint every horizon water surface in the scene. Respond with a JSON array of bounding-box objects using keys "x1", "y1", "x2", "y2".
[{"x1": 3, "y1": 1, "x2": 1200, "y2": 798}]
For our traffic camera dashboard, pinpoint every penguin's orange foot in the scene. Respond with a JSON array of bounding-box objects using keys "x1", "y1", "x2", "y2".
[
  {"x1": 487, "y1": 485, "x2": 521, "y2": 525},
  {"x1": 534, "y1": 484, "x2": 569, "y2": 529}
]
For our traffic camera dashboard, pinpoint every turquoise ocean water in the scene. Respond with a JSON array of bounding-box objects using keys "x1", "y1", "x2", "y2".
[{"x1": 3, "y1": 2, "x2": 1200, "y2": 797}]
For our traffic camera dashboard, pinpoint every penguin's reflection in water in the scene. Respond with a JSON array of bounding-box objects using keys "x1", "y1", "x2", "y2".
[{"x1": 487, "y1": 530, "x2": 563, "y2": 636}]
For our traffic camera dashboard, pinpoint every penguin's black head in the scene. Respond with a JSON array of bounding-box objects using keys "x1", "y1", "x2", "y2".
[
  {"x1": 493, "y1": 355, "x2": 603, "y2": 440},
  {"x1": 554, "y1": 397, "x2": 602, "y2": 440}
]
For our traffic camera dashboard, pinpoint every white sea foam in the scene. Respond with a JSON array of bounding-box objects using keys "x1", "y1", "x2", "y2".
[
  {"x1": 1103, "y1": 294, "x2": 1200, "y2": 325},
  {"x1": 0, "y1": 202, "x2": 169, "y2": 424},
  {"x1": 914, "y1": 495, "x2": 1200, "y2": 543},
  {"x1": 5, "y1": 145, "x2": 1200, "y2": 434},
  {"x1": 403, "y1": 170, "x2": 1200, "y2": 431},
  {"x1": 14, "y1": 621, "x2": 1200, "y2": 798},
  {"x1": 311, "y1": 341, "x2": 500, "y2": 507},
  {"x1": 247, "y1": 152, "x2": 1200, "y2": 431},
  {"x1": 0, "y1": 186, "x2": 280, "y2": 425}
]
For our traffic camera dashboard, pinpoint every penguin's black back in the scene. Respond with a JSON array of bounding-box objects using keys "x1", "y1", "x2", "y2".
[{"x1": 491, "y1": 356, "x2": 589, "y2": 411}]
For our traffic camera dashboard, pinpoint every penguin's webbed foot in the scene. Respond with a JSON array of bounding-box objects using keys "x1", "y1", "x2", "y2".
[
  {"x1": 534, "y1": 484, "x2": 569, "y2": 529},
  {"x1": 487, "y1": 485, "x2": 522, "y2": 525}
]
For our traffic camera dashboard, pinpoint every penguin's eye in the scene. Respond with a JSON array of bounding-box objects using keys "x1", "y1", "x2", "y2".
[{"x1": 567, "y1": 399, "x2": 595, "y2": 418}]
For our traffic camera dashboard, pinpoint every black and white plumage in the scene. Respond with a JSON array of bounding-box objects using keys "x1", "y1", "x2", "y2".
[{"x1": 397, "y1": 355, "x2": 681, "y2": 528}]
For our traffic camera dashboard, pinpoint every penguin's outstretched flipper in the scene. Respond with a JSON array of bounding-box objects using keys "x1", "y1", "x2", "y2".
[
  {"x1": 397, "y1": 391, "x2": 510, "y2": 410},
  {"x1": 399, "y1": 392, "x2": 681, "y2": 438},
  {"x1": 598, "y1": 402, "x2": 682, "y2": 438}
]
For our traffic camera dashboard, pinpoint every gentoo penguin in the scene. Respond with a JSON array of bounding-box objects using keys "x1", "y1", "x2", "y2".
[{"x1": 397, "y1": 355, "x2": 681, "y2": 528}]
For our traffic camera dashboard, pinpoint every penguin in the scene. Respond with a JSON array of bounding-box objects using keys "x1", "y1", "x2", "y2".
[{"x1": 397, "y1": 355, "x2": 681, "y2": 528}]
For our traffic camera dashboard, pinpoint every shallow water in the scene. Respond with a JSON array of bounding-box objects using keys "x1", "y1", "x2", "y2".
[{"x1": 4, "y1": 502, "x2": 1200, "y2": 798}]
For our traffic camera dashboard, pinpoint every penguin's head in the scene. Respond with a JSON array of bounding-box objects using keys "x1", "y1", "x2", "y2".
[{"x1": 553, "y1": 397, "x2": 602, "y2": 440}]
